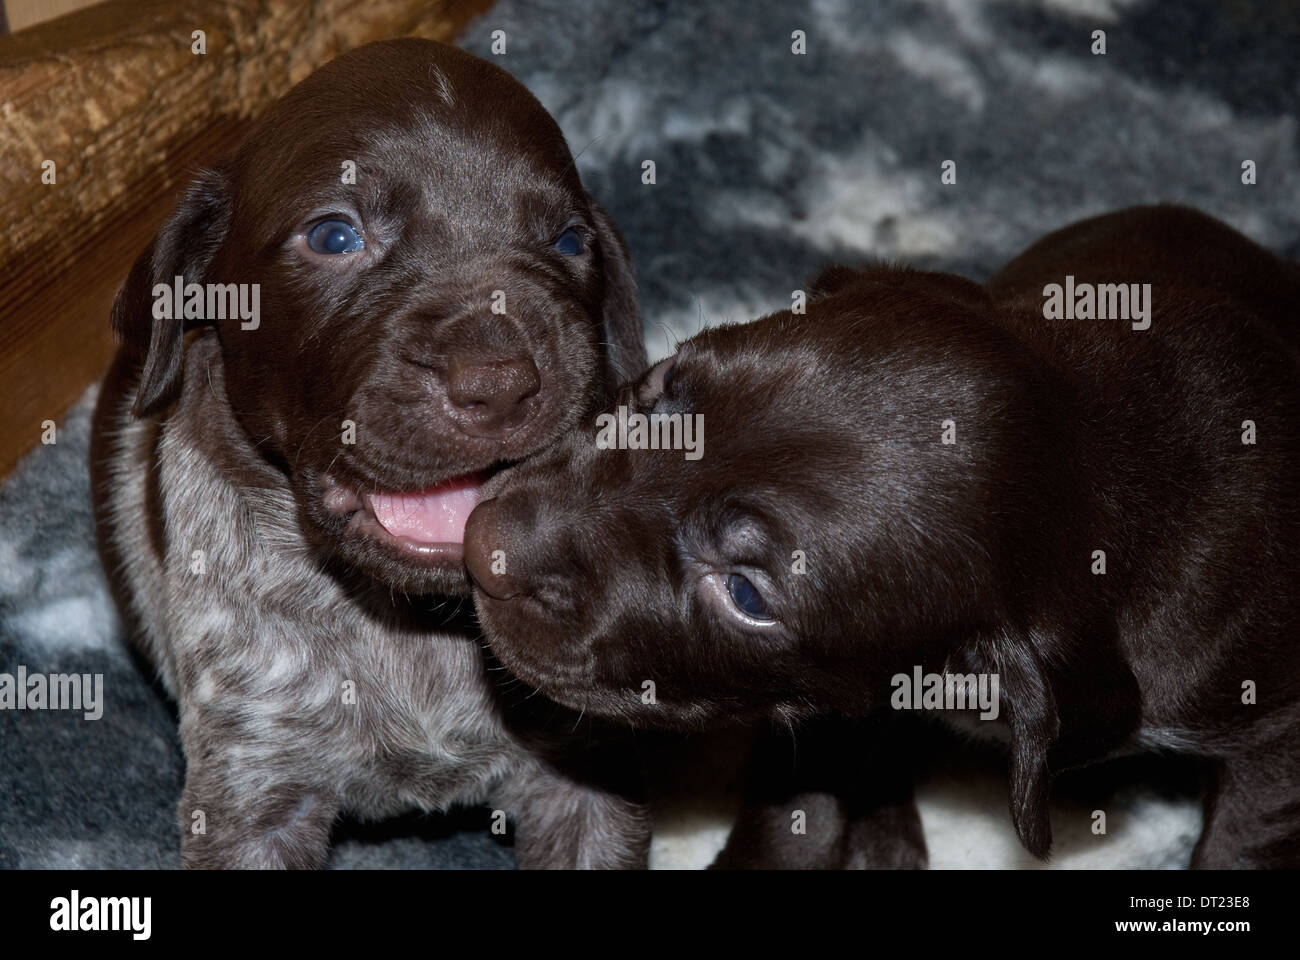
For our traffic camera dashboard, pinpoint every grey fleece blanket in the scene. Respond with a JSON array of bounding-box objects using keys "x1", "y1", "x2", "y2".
[{"x1": 2, "y1": 0, "x2": 1296, "y2": 868}]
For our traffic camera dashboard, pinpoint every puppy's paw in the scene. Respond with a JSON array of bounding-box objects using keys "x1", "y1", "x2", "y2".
[{"x1": 179, "y1": 777, "x2": 337, "y2": 869}]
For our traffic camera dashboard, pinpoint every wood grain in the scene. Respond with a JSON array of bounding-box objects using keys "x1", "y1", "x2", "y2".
[{"x1": 2, "y1": 0, "x2": 101, "y2": 35}]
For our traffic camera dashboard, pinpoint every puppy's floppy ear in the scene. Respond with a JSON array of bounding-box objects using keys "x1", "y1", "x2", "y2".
[
  {"x1": 112, "y1": 167, "x2": 231, "y2": 418},
  {"x1": 992, "y1": 633, "x2": 1059, "y2": 859},
  {"x1": 588, "y1": 198, "x2": 646, "y2": 386}
]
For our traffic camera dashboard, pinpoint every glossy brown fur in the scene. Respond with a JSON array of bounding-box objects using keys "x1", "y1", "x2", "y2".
[{"x1": 468, "y1": 206, "x2": 1300, "y2": 868}]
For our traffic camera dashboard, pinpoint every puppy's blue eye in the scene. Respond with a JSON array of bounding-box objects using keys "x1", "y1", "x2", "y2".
[
  {"x1": 554, "y1": 228, "x2": 584, "y2": 256},
  {"x1": 727, "y1": 574, "x2": 774, "y2": 621},
  {"x1": 307, "y1": 220, "x2": 364, "y2": 254}
]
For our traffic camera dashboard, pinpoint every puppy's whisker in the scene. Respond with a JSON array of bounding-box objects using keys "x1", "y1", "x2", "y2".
[
  {"x1": 567, "y1": 134, "x2": 607, "y2": 171},
  {"x1": 291, "y1": 411, "x2": 345, "y2": 474},
  {"x1": 595, "y1": 339, "x2": 638, "y2": 384},
  {"x1": 651, "y1": 320, "x2": 681, "y2": 359}
]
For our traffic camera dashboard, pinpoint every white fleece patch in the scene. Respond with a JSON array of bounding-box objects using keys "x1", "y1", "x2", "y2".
[{"x1": 649, "y1": 773, "x2": 1201, "y2": 869}]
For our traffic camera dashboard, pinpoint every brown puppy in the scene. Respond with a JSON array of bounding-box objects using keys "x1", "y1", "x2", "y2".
[
  {"x1": 91, "y1": 38, "x2": 649, "y2": 868},
  {"x1": 467, "y1": 206, "x2": 1300, "y2": 868}
]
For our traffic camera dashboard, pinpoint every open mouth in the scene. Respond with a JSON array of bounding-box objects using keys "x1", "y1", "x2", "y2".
[{"x1": 323, "y1": 470, "x2": 489, "y2": 563}]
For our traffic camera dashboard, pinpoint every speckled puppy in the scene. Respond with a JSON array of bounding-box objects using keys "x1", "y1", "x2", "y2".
[{"x1": 90, "y1": 39, "x2": 648, "y2": 868}]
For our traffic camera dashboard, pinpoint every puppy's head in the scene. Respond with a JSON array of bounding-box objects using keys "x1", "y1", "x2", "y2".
[
  {"x1": 111, "y1": 39, "x2": 645, "y2": 595},
  {"x1": 466, "y1": 267, "x2": 1046, "y2": 728}
]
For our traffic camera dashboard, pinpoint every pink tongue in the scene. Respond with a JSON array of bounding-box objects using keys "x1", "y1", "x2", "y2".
[{"x1": 368, "y1": 474, "x2": 482, "y2": 544}]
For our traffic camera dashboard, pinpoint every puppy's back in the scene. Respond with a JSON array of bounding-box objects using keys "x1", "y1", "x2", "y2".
[
  {"x1": 989, "y1": 204, "x2": 1300, "y2": 350},
  {"x1": 985, "y1": 205, "x2": 1300, "y2": 728}
]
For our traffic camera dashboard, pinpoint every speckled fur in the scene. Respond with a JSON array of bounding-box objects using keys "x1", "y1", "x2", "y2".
[
  {"x1": 94, "y1": 312, "x2": 647, "y2": 871},
  {"x1": 88, "y1": 40, "x2": 650, "y2": 869}
]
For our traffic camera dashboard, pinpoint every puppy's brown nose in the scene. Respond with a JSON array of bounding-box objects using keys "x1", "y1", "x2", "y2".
[
  {"x1": 464, "y1": 497, "x2": 524, "y2": 600},
  {"x1": 446, "y1": 355, "x2": 541, "y2": 438}
]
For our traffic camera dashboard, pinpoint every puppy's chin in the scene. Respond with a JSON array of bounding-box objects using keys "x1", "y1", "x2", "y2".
[
  {"x1": 330, "y1": 536, "x2": 474, "y2": 596},
  {"x1": 472, "y1": 594, "x2": 588, "y2": 693},
  {"x1": 475, "y1": 597, "x2": 770, "y2": 731}
]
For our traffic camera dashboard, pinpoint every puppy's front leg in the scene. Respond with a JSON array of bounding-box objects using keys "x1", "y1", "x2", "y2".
[
  {"x1": 494, "y1": 753, "x2": 651, "y2": 869},
  {"x1": 711, "y1": 714, "x2": 927, "y2": 870},
  {"x1": 177, "y1": 723, "x2": 340, "y2": 869},
  {"x1": 712, "y1": 790, "x2": 927, "y2": 869},
  {"x1": 1193, "y1": 741, "x2": 1300, "y2": 868}
]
